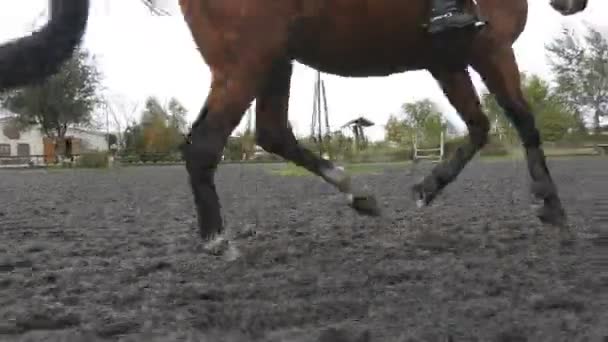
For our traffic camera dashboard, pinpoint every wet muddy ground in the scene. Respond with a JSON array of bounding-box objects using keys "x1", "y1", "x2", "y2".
[{"x1": 0, "y1": 158, "x2": 606, "y2": 341}]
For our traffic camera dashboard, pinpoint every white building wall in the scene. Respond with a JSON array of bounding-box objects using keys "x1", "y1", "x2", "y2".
[
  {"x1": 66, "y1": 128, "x2": 108, "y2": 152},
  {"x1": 1, "y1": 120, "x2": 108, "y2": 167},
  {"x1": 0, "y1": 125, "x2": 44, "y2": 156}
]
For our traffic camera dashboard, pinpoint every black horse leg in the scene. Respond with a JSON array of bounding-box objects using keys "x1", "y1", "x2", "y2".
[
  {"x1": 255, "y1": 61, "x2": 380, "y2": 216},
  {"x1": 412, "y1": 67, "x2": 489, "y2": 206},
  {"x1": 473, "y1": 47, "x2": 567, "y2": 226},
  {"x1": 183, "y1": 73, "x2": 258, "y2": 241}
]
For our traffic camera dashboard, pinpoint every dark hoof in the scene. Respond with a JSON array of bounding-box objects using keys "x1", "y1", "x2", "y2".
[
  {"x1": 349, "y1": 193, "x2": 381, "y2": 216},
  {"x1": 536, "y1": 204, "x2": 567, "y2": 228}
]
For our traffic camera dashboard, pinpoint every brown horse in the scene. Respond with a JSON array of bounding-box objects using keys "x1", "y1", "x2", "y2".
[
  {"x1": 174, "y1": 0, "x2": 589, "y2": 245},
  {"x1": 0, "y1": 0, "x2": 90, "y2": 91}
]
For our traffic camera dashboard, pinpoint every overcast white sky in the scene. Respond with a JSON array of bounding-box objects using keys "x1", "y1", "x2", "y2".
[{"x1": 0, "y1": 1, "x2": 606, "y2": 140}]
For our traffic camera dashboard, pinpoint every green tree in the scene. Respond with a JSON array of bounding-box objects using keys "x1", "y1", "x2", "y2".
[
  {"x1": 401, "y1": 98, "x2": 444, "y2": 147},
  {"x1": 122, "y1": 96, "x2": 190, "y2": 157},
  {"x1": 0, "y1": 46, "x2": 102, "y2": 137},
  {"x1": 167, "y1": 98, "x2": 188, "y2": 133},
  {"x1": 526, "y1": 74, "x2": 575, "y2": 142},
  {"x1": 480, "y1": 72, "x2": 575, "y2": 143},
  {"x1": 385, "y1": 114, "x2": 410, "y2": 144},
  {"x1": 239, "y1": 108, "x2": 256, "y2": 160},
  {"x1": 546, "y1": 25, "x2": 608, "y2": 134}
]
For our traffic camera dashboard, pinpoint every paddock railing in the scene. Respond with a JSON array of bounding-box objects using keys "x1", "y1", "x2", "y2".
[{"x1": 0, "y1": 154, "x2": 85, "y2": 168}]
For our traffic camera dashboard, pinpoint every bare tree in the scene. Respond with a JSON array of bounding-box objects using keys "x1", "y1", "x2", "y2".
[
  {"x1": 100, "y1": 93, "x2": 140, "y2": 149},
  {"x1": 139, "y1": 0, "x2": 171, "y2": 16}
]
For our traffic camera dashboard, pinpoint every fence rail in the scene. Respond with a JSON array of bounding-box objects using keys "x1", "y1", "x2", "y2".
[{"x1": 0, "y1": 154, "x2": 86, "y2": 168}]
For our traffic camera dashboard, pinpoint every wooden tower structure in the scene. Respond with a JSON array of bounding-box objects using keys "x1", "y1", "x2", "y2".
[
  {"x1": 341, "y1": 117, "x2": 374, "y2": 151},
  {"x1": 310, "y1": 71, "x2": 331, "y2": 158}
]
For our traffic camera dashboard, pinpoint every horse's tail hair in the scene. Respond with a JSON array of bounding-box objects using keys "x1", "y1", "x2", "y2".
[{"x1": 0, "y1": 0, "x2": 90, "y2": 91}]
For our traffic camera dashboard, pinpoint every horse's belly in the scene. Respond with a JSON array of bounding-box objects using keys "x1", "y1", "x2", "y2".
[
  {"x1": 289, "y1": 0, "x2": 430, "y2": 77},
  {"x1": 293, "y1": 47, "x2": 426, "y2": 77}
]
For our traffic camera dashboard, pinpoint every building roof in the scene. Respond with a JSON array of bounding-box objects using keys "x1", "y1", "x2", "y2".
[
  {"x1": 341, "y1": 117, "x2": 375, "y2": 128},
  {"x1": 67, "y1": 126, "x2": 108, "y2": 138}
]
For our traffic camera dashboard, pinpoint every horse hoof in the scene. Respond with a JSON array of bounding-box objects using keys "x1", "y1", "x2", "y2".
[
  {"x1": 536, "y1": 205, "x2": 567, "y2": 228},
  {"x1": 348, "y1": 193, "x2": 381, "y2": 216},
  {"x1": 203, "y1": 234, "x2": 230, "y2": 256}
]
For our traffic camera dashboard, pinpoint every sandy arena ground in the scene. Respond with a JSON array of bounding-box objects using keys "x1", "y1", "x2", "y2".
[{"x1": 0, "y1": 158, "x2": 606, "y2": 341}]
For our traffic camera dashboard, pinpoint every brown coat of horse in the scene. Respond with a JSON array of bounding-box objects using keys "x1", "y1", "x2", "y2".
[
  {"x1": 173, "y1": 0, "x2": 588, "y2": 245},
  {"x1": 0, "y1": 0, "x2": 90, "y2": 91}
]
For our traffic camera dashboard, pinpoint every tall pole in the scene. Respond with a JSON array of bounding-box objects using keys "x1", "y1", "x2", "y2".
[
  {"x1": 311, "y1": 76, "x2": 318, "y2": 141},
  {"x1": 317, "y1": 72, "x2": 323, "y2": 157},
  {"x1": 321, "y1": 80, "x2": 331, "y2": 159}
]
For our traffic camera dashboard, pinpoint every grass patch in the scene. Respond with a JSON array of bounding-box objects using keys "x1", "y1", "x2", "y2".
[
  {"x1": 544, "y1": 147, "x2": 599, "y2": 157},
  {"x1": 76, "y1": 152, "x2": 110, "y2": 168},
  {"x1": 473, "y1": 146, "x2": 600, "y2": 163}
]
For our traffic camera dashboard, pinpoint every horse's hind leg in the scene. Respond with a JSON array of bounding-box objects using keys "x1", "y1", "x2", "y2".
[
  {"x1": 183, "y1": 69, "x2": 259, "y2": 242},
  {"x1": 412, "y1": 67, "x2": 489, "y2": 206},
  {"x1": 255, "y1": 60, "x2": 380, "y2": 216},
  {"x1": 472, "y1": 47, "x2": 566, "y2": 227}
]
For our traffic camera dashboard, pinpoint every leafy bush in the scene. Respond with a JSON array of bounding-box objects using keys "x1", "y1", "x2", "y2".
[
  {"x1": 444, "y1": 135, "x2": 509, "y2": 158},
  {"x1": 76, "y1": 152, "x2": 109, "y2": 168},
  {"x1": 118, "y1": 155, "x2": 141, "y2": 164},
  {"x1": 345, "y1": 146, "x2": 412, "y2": 163}
]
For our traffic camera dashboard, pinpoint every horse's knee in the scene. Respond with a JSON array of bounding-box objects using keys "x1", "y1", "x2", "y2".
[
  {"x1": 184, "y1": 124, "x2": 226, "y2": 174},
  {"x1": 467, "y1": 115, "x2": 490, "y2": 147},
  {"x1": 497, "y1": 97, "x2": 541, "y2": 148},
  {"x1": 256, "y1": 127, "x2": 288, "y2": 155}
]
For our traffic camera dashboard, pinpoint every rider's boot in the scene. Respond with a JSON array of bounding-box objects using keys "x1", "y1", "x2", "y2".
[{"x1": 428, "y1": 0, "x2": 486, "y2": 34}]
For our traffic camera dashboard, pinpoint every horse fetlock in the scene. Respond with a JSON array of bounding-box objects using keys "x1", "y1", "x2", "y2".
[
  {"x1": 321, "y1": 165, "x2": 352, "y2": 193},
  {"x1": 196, "y1": 203, "x2": 223, "y2": 240},
  {"x1": 411, "y1": 183, "x2": 430, "y2": 208},
  {"x1": 530, "y1": 180, "x2": 557, "y2": 200},
  {"x1": 412, "y1": 177, "x2": 441, "y2": 207}
]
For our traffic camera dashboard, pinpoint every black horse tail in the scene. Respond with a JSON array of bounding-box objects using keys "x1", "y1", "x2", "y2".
[{"x1": 0, "y1": 0, "x2": 90, "y2": 91}]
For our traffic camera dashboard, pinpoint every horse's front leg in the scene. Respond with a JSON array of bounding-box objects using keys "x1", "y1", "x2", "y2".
[
  {"x1": 473, "y1": 48, "x2": 567, "y2": 227},
  {"x1": 183, "y1": 73, "x2": 258, "y2": 244}
]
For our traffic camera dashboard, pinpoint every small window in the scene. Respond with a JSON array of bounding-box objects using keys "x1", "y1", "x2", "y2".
[
  {"x1": 17, "y1": 143, "x2": 30, "y2": 156},
  {"x1": 0, "y1": 144, "x2": 10, "y2": 156}
]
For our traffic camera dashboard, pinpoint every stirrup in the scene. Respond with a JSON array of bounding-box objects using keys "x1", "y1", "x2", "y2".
[{"x1": 421, "y1": 16, "x2": 488, "y2": 31}]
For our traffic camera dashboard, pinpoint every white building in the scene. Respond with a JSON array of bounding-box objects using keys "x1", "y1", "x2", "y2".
[{"x1": 0, "y1": 116, "x2": 108, "y2": 166}]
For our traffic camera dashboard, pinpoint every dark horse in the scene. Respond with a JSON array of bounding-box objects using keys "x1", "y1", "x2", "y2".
[
  {"x1": 177, "y1": 0, "x2": 589, "y2": 246},
  {"x1": 0, "y1": 0, "x2": 90, "y2": 91}
]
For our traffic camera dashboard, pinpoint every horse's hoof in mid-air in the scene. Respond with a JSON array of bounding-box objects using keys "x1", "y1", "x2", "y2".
[{"x1": 348, "y1": 193, "x2": 381, "y2": 217}]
